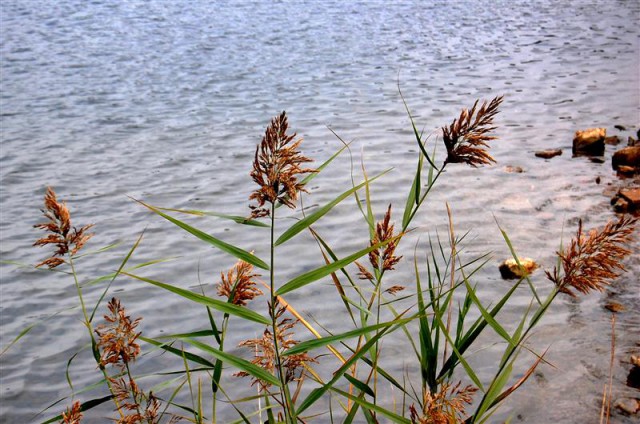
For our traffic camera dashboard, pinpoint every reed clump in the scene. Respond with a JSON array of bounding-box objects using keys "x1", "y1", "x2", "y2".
[{"x1": 9, "y1": 97, "x2": 637, "y2": 424}]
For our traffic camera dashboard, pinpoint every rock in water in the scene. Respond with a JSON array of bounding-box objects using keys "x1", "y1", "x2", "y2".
[
  {"x1": 573, "y1": 127, "x2": 606, "y2": 155},
  {"x1": 499, "y1": 258, "x2": 538, "y2": 279},
  {"x1": 612, "y1": 146, "x2": 640, "y2": 170},
  {"x1": 535, "y1": 149, "x2": 563, "y2": 159},
  {"x1": 611, "y1": 188, "x2": 640, "y2": 212}
]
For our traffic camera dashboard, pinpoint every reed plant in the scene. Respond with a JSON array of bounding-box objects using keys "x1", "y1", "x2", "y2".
[{"x1": 5, "y1": 95, "x2": 637, "y2": 424}]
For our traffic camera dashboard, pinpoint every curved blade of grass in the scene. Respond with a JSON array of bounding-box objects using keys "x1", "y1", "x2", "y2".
[
  {"x1": 142, "y1": 336, "x2": 216, "y2": 367},
  {"x1": 125, "y1": 273, "x2": 270, "y2": 325},
  {"x1": 283, "y1": 317, "x2": 413, "y2": 356},
  {"x1": 133, "y1": 198, "x2": 269, "y2": 270},
  {"x1": 40, "y1": 395, "x2": 113, "y2": 424},
  {"x1": 296, "y1": 321, "x2": 399, "y2": 414},
  {"x1": 398, "y1": 82, "x2": 439, "y2": 171},
  {"x1": 402, "y1": 153, "x2": 423, "y2": 229},
  {"x1": 495, "y1": 218, "x2": 540, "y2": 304},
  {"x1": 183, "y1": 338, "x2": 281, "y2": 387},
  {"x1": 275, "y1": 169, "x2": 390, "y2": 246},
  {"x1": 90, "y1": 231, "x2": 145, "y2": 321},
  {"x1": 276, "y1": 236, "x2": 398, "y2": 296},
  {"x1": 1, "y1": 307, "x2": 74, "y2": 356},
  {"x1": 153, "y1": 206, "x2": 269, "y2": 228},
  {"x1": 343, "y1": 374, "x2": 375, "y2": 398},
  {"x1": 155, "y1": 330, "x2": 216, "y2": 339},
  {"x1": 330, "y1": 387, "x2": 411, "y2": 424},
  {"x1": 437, "y1": 278, "x2": 522, "y2": 380}
]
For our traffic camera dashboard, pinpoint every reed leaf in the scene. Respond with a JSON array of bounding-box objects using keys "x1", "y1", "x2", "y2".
[
  {"x1": 275, "y1": 236, "x2": 399, "y2": 296},
  {"x1": 184, "y1": 338, "x2": 281, "y2": 388},
  {"x1": 153, "y1": 206, "x2": 269, "y2": 228},
  {"x1": 134, "y1": 199, "x2": 269, "y2": 270},
  {"x1": 283, "y1": 317, "x2": 413, "y2": 356},
  {"x1": 142, "y1": 337, "x2": 216, "y2": 368},
  {"x1": 40, "y1": 395, "x2": 113, "y2": 424},
  {"x1": 275, "y1": 170, "x2": 390, "y2": 246},
  {"x1": 124, "y1": 273, "x2": 270, "y2": 325},
  {"x1": 329, "y1": 387, "x2": 411, "y2": 424}
]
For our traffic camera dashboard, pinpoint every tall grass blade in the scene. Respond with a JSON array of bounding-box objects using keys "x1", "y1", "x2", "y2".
[
  {"x1": 184, "y1": 338, "x2": 282, "y2": 388},
  {"x1": 276, "y1": 236, "x2": 399, "y2": 296},
  {"x1": 152, "y1": 206, "x2": 269, "y2": 227},
  {"x1": 283, "y1": 317, "x2": 413, "y2": 356},
  {"x1": 329, "y1": 387, "x2": 411, "y2": 424},
  {"x1": 134, "y1": 199, "x2": 269, "y2": 270},
  {"x1": 275, "y1": 170, "x2": 390, "y2": 246},
  {"x1": 124, "y1": 273, "x2": 270, "y2": 325},
  {"x1": 40, "y1": 395, "x2": 113, "y2": 424}
]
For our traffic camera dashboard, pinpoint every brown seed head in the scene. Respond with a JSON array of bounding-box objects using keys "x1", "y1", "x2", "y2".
[
  {"x1": 410, "y1": 382, "x2": 477, "y2": 424},
  {"x1": 442, "y1": 96, "x2": 503, "y2": 167},
  {"x1": 236, "y1": 299, "x2": 316, "y2": 390},
  {"x1": 545, "y1": 217, "x2": 637, "y2": 297},
  {"x1": 368, "y1": 204, "x2": 403, "y2": 272},
  {"x1": 95, "y1": 298, "x2": 142, "y2": 368},
  {"x1": 217, "y1": 260, "x2": 263, "y2": 306},
  {"x1": 249, "y1": 111, "x2": 316, "y2": 218},
  {"x1": 34, "y1": 187, "x2": 93, "y2": 268},
  {"x1": 61, "y1": 400, "x2": 83, "y2": 424}
]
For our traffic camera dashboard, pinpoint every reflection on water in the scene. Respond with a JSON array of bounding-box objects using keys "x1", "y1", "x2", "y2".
[{"x1": 1, "y1": 1, "x2": 638, "y2": 422}]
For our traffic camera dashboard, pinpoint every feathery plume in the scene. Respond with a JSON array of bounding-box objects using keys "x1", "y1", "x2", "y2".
[
  {"x1": 368, "y1": 205, "x2": 403, "y2": 272},
  {"x1": 442, "y1": 96, "x2": 503, "y2": 167},
  {"x1": 545, "y1": 217, "x2": 636, "y2": 297},
  {"x1": 249, "y1": 111, "x2": 316, "y2": 218},
  {"x1": 61, "y1": 401, "x2": 83, "y2": 424},
  {"x1": 217, "y1": 260, "x2": 263, "y2": 306},
  {"x1": 236, "y1": 300, "x2": 316, "y2": 390},
  {"x1": 409, "y1": 382, "x2": 477, "y2": 424},
  {"x1": 34, "y1": 187, "x2": 93, "y2": 268},
  {"x1": 95, "y1": 298, "x2": 142, "y2": 368}
]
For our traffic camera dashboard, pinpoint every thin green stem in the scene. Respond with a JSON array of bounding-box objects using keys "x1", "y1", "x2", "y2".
[
  {"x1": 69, "y1": 256, "x2": 124, "y2": 418},
  {"x1": 269, "y1": 202, "x2": 296, "y2": 423}
]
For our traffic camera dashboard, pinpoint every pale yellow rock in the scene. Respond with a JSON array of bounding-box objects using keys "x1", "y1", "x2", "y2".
[
  {"x1": 574, "y1": 127, "x2": 606, "y2": 144},
  {"x1": 499, "y1": 258, "x2": 538, "y2": 279}
]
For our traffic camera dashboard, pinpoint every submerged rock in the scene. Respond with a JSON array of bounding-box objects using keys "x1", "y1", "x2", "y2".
[
  {"x1": 573, "y1": 127, "x2": 606, "y2": 155},
  {"x1": 499, "y1": 258, "x2": 538, "y2": 279},
  {"x1": 611, "y1": 188, "x2": 640, "y2": 212},
  {"x1": 605, "y1": 135, "x2": 621, "y2": 145},
  {"x1": 505, "y1": 165, "x2": 525, "y2": 173},
  {"x1": 612, "y1": 146, "x2": 640, "y2": 170},
  {"x1": 535, "y1": 149, "x2": 562, "y2": 159},
  {"x1": 615, "y1": 398, "x2": 640, "y2": 415}
]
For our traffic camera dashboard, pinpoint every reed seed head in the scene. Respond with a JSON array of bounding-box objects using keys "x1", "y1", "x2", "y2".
[
  {"x1": 249, "y1": 111, "x2": 316, "y2": 218},
  {"x1": 442, "y1": 96, "x2": 503, "y2": 167},
  {"x1": 410, "y1": 382, "x2": 477, "y2": 424},
  {"x1": 61, "y1": 401, "x2": 83, "y2": 424},
  {"x1": 34, "y1": 187, "x2": 93, "y2": 268},
  {"x1": 545, "y1": 216, "x2": 637, "y2": 297},
  {"x1": 217, "y1": 260, "x2": 263, "y2": 306},
  {"x1": 368, "y1": 204, "x2": 403, "y2": 272},
  {"x1": 95, "y1": 298, "x2": 142, "y2": 368},
  {"x1": 236, "y1": 299, "x2": 316, "y2": 390}
]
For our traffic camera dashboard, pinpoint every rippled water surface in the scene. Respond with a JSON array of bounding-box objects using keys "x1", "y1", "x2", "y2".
[{"x1": 1, "y1": 1, "x2": 639, "y2": 423}]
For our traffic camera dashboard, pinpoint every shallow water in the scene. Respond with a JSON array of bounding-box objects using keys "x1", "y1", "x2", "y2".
[{"x1": 1, "y1": 1, "x2": 639, "y2": 422}]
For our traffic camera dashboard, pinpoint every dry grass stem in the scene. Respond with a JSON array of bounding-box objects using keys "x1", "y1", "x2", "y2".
[
  {"x1": 410, "y1": 382, "x2": 478, "y2": 424},
  {"x1": 217, "y1": 260, "x2": 263, "y2": 306},
  {"x1": 249, "y1": 111, "x2": 316, "y2": 218},
  {"x1": 61, "y1": 401, "x2": 83, "y2": 424},
  {"x1": 34, "y1": 187, "x2": 93, "y2": 268},
  {"x1": 545, "y1": 217, "x2": 637, "y2": 297},
  {"x1": 442, "y1": 96, "x2": 503, "y2": 167},
  {"x1": 95, "y1": 298, "x2": 142, "y2": 368}
]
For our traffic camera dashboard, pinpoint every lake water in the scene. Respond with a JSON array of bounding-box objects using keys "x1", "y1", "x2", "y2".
[{"x1": 1, "y1": 1, "x2": 639, "y2": 423}]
